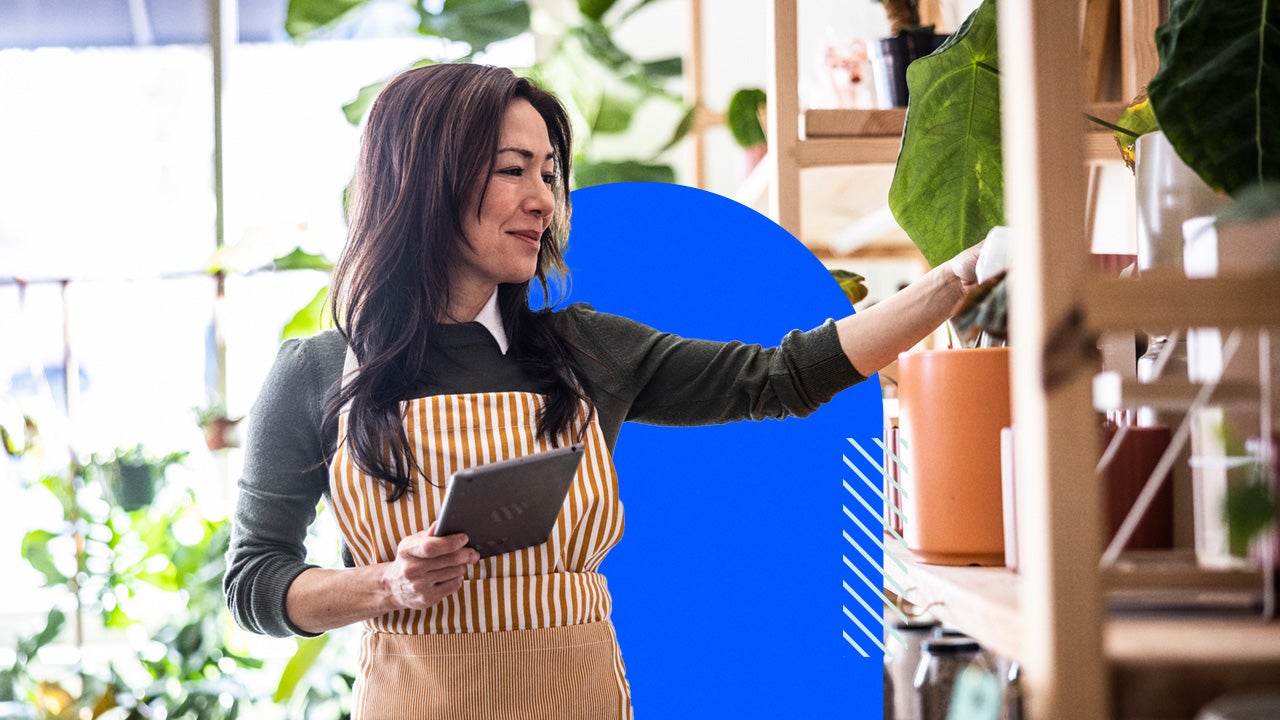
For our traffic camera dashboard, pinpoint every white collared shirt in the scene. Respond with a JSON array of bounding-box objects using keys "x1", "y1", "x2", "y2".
[{"x1": 473, "y1": 289, "x2": 510, "y2": 355}]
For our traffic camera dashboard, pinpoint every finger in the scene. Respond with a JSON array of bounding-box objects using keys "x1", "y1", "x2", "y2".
[{"x1": 399, "y1": 530, "x2": 470, "y2": 559}]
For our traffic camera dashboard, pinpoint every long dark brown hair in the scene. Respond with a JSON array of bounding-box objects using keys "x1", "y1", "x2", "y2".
[{"x1": 325, "y1": 63, "x2": 592, "y2": 501}]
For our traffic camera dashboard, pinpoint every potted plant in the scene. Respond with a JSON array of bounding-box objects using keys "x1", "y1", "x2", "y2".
[
  {"x1": 885, "y1": 0, "x2": 1279, "y2": 568},
  {"x1": 874, "y1": 0, "x2": 1010, "y2": 565},
  {"x1": 19, "y1": 468, "x2": 259, "y2": 718},
  {"x1": 870, "y1": 0, "x2": 950, "y2": 107},
  {"x1": 194, "y1": 400, "x2": 243, "y2": 451},
  {"x1": 92, "y1": 445, "x2": 187, "y2": 512}
]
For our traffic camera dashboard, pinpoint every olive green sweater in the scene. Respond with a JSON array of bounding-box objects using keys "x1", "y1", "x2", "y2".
[{"x1": 223, "y1": 303, "x2": 864, "y2": 638}]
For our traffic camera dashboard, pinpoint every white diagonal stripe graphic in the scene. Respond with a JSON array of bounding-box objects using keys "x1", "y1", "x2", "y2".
[
  {"x1": 872, "y1": 436, "x2": 910, "y2": 501},
  {"x1": 844, "y1": 605, "x2": 887, "y2": 653},
  {"x1": 844, "y1": 505, "x2": 907, "y2": 573},
  {"x1": 843, "y1": 530, "x2": 884, "y2": 575},
  {"x1": 847, "y1": 436, "x2": 886, "y2": 475},
  {"x1": 842, "y1": 577, "x2": 883, "y2": 624},
  {"x1": 844, "y1": 479, "x2": 892, "y2": 530},
  {"x1": 845, "y1": 553, "x2": 908, "y2": 609},
  {"x1": 843, "y1": 630, "x2": 870, "y2": 657}
]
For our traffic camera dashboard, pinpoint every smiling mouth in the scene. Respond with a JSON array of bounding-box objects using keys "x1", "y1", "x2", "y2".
[{"x1": 510, "y1": 231, "x2": 542, "y2": 247}]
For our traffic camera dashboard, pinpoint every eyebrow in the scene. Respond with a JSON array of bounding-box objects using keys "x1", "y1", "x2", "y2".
[{"x1": 497, "y1": 147, "x2": 556, "y2": 162}]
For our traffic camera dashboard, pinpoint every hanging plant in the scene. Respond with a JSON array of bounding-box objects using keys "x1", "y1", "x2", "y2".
[{"x1": 93, "y1": 446, "x2": 187, "y2": 512}]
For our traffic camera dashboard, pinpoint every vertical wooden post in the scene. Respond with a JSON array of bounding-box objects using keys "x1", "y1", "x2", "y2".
[
  {"x1": 1001, "y1": 0, "x2": 1109, "y2": 717},
  {"x1": 210, "y1": 0, "x2": 234, "y2": 495},
  {"x1": 765, "y1": 0, "x2": 801, "y2": 239},
  {"x1": 1119, "y1": 0, "x2": 1160, "y2": 98},
  {"x1": 686, "y1": 0, "x2": 706, "y2": 189}
]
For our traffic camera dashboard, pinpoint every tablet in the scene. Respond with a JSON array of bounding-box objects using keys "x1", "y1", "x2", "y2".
[{"x1": 433, "y1": 444, "x2": 584, "y2": 559}]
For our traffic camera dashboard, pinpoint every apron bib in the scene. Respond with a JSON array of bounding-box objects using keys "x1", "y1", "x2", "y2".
[{"x1": 330, "y1": 390, "x2": 630, "y2": 719}]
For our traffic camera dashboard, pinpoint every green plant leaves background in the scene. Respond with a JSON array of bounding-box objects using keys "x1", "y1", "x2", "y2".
[
  {"x1": 887, "y1": 0, "x2": 1001, "y2": 268},
  {"x1": 1147, "y1": 0, "x2": 1280, "y2": 194}
]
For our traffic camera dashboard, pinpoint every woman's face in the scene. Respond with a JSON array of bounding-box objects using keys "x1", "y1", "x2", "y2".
[{"x1": 454, "y1": 98, "x2": 557, "y2": 298}]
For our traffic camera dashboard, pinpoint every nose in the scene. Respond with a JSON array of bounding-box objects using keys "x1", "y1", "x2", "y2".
[{"x1": 524, "y1": 177, "x2": 555, "y2": 223}]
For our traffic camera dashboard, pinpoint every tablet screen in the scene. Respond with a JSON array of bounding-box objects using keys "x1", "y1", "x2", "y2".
[{"x1": 434, "y1": 444, "x2": 584, "y2": 558}]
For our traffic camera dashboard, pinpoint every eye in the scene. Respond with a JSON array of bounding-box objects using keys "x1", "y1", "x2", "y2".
[
  {"x1": 499, "y1": 167, "x2": 522, "y2": 177},
  {"x1": 542, "y1": 172, "x2": 556, "y2": 185}
]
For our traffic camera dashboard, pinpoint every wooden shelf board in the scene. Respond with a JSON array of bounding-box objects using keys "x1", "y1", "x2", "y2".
[
  {"x1": 1086, "y1": 273, "x2": 1280, "y2": 329},
  {"x1": 1106, "y1": 617, "x2": 1280, "y2": 664},
  {"x1": 799, "y1": 102, "x2": 1123, "y2": 141},
  {"x1": 1104, "y1": 550, "x2": 1266, "y2": 592},
  {"x1": 802, "y1": 108, "x2": 905, "y2": 138},
  {"x1": 887, "y1": 540, "x2": 1280, "y2": 667},
  {"x1": 794, "y1": 136, "x2": 903, "y2": 167},
  {"x1": 884, "y1": 540, "x2": 1023, "y2": 661},
  {"x1": 808, "y1": 240, "x2": 925, "y2": 262},
  {"x1": 792, "y1": 128, "x2": 1120, "y2": 168},
  {"x1": 1095, "y1": 374, "x2": 1262, "y2": 411}
]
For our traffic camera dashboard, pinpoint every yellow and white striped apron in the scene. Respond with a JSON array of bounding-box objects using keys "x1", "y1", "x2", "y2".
[{"x1": 330, "y1": 391, "x2": 631, "y2": 719}]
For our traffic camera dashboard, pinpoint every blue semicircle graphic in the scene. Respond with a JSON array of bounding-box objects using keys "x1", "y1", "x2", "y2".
[{"x1": 544, "y1": 182, "x2": 887, "y2": 719}]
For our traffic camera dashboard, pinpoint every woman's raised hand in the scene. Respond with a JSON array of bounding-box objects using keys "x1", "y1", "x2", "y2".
[{"x1": 384, "y1": 523, "x2": 480, "y2": 610}]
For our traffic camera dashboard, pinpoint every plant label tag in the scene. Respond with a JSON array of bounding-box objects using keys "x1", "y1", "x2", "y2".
[{"x1": 947, "y1": 665, "x2": 1001, "y2": 720}]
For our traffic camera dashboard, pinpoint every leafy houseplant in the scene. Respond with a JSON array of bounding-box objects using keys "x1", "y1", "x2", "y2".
[
  {"x1": 1111, "y1": 0, "x2": 1280, "y2": 562},
  {"x1": 874, "y1": 0, "x2": 1011, "y2": 567},
  {"x1": 1111, "y1": 0, "x2": 1279, "y2": 197},
  {"x1": 886, "y1": 0, "x2": 999, "y2": 270},
  {"x1": 18, "y1": 466, "x2": 260, "y2": 719},
  {"x1": 285, "y1": 0, "x2": 690, "y2": 187},
  {"x1": 91, "y1": 445, "x2": 187, "y2": 512}
]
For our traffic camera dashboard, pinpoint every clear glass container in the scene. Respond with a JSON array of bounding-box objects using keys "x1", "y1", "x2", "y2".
[
  {"x1": 913, "y1": 637, "x2": 982, "y2": 720},
  {"x1": 886, "y1": 619, "x2": 939, "y2": 720}
]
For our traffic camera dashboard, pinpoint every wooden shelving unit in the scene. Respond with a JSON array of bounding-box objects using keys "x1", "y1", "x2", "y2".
[
  {"x1": 887, "y1": 540, "x2": 1280, "y2": 667},
  {"x1": 764, "y1": 0, "x2": 1129, "y2": 245},
  {"x1": 762, "y1": 0, "x2": 1279, "y2": 718}
]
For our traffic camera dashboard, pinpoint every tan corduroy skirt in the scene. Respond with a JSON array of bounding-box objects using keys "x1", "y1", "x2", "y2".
[{"x1": 352, "y1": 620, "x2": 632, "y2": 720}]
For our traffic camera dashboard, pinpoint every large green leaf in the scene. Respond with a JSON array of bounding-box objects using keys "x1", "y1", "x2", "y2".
[
  {"x1": 887, "y1": 0, "x2": 1001, "y2": 268},
  {"x1": 573, "y1": 160, "x2": 675, "y2": 188},
  {"x1": 592, "y1": 92, "x2": 638, "y2": 134},
  {"x1": 282, "y1": 286, "x2": 332, "y2": 340},
  {"x1": 417, "y1": 0, "x2": 531, "y2": 53},
  {"x1": 342, "y1": 58, "x2": 436, "y2": 126},
  {"x1": 273, "y1": 635, "x2": 330, "y2": 703},
  {"x1": 21, "y1": 529, "x2": 65, "y2": 586},
  {"x1": 272, "y1": 247, "x2": 334, "y2": 272},
  {"x1": 653, "y1": 102, "x2": 697, "y2": 156},
  {"x1": 285, "y1": 0, "x2": 371, "y2": 39},
  {"x1": 726, "y1": 88, "x2": 766, "y2": 148},
  {"x1": 1147, "y1": 0, "x2": 1280, "y2": 195},
  {"x1": 641, "y1": 56, "x2": 682, "y2": 78},
  {"x1": 578, "y1": 0, "x2": 617, "y2": 22}
]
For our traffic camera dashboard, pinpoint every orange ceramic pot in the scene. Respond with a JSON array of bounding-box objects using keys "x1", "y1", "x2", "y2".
[{"x1": 896, "y1": 347, "x2": 1010, "y2": 565}]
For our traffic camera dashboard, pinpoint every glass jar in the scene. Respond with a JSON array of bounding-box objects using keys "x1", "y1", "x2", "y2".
[
  {"x1": 914, "y1": 637, "x2": 982, "y2": 720},
  {"x1": 886, "y1": 619, "x2": 939, "y2": 720}
]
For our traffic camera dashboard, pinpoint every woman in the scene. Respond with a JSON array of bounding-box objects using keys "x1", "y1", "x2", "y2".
[{"x1": 224, "y1": 63, "x2": 978, "y2": 718}]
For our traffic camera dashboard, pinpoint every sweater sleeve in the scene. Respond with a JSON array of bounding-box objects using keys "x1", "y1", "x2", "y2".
[
  {"x1": 561, "y1": 304, "x2": 866, "y2": 426},
  {"x1": 223, "y1": 333, "x2": 343, "y2": 638}
]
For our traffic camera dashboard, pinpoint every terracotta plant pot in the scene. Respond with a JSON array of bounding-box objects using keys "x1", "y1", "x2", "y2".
[{"x1": 896, "y1": 347, "x2": 1010, "y2": 565}]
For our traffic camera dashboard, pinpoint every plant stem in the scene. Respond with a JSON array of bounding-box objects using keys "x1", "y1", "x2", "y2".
[{"x1": 1084, "y1": 112, "x2": 1139, "y2": 137}]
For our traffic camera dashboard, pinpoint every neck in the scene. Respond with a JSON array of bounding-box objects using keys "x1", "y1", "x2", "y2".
[{"x1": 443, "y1": 283, "x2": 496, "y2": 324}]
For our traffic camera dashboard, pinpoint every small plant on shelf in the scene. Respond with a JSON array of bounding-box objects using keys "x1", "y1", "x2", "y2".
[{"x1": 89, "y1": 445, "x2": 187, "y2": 512}]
